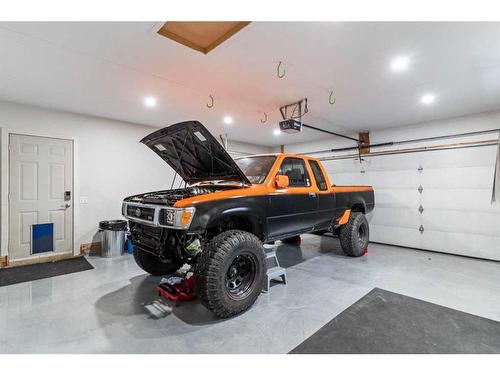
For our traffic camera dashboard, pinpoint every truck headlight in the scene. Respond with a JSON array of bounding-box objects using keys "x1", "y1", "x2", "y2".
[{"x1": 161, "y1": 207, "x2": 195, "y2": 229}]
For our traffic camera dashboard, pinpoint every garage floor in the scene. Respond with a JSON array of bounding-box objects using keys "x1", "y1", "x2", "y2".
[{"x1": 1, "y1": 234, "x2": 500, "y2": 353}]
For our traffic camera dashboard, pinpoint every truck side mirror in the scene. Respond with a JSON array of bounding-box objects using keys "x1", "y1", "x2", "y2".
[{"x1": 275, "y1": 175, "x2": 289, "y2": 189}]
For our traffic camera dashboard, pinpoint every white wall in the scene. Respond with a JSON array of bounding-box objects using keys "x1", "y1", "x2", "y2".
[
  {"x1": 228, "y1": 140, "x2": 271, "y2": 156},
  {"x1": 0, "y1": 100, "x2": 270, "y2": 257},
  {"x1": 277, "y1": 111, "x2": 500, "y2": 260}
]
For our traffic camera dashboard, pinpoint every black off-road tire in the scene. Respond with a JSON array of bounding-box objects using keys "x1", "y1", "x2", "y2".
[
  {"x1": 339, "y1": 212, "x2": 369, "y2": 257},
  {"x1": 195, "y1": 230, "x2": 266, "y2": 318},
  {"x1": 281, "y1": 235, "x2": 301, "y2": 244},
  {"x1": 133, "y1": 247, "x2": 182, "y2": 276}
]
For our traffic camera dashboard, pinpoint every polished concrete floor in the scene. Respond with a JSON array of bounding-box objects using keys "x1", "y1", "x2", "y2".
[{"x1": 1, "y1": 234, "x2": 500, "y2": 353}]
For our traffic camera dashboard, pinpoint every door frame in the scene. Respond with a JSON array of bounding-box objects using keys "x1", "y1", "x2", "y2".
[{"x1": 1, "y1": 127, "x2": 80, "y2": 261}]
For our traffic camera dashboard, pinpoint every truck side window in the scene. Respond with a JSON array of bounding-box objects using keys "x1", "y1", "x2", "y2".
[
  {"x1": 278, "y1": 158, "x2": 311, "y2": 187},
  {"x1": 309, "y1": 160, "x2": 328, "y2": 191}
]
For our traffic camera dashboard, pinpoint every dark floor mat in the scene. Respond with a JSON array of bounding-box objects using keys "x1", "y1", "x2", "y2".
[
  {"x1": 290, "y1": 288, "x2": 500, "y2": 354},
  {"x1": 0, "y1": 257, "x2": 94, "y2": 287}
]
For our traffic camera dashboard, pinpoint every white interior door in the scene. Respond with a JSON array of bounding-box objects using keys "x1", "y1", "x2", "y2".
[
  {"x1": 323, "y1": 146, "x2": 500, "y2": 261},
  {"x1": 9, "y1": 134, "x2": 73, "y2": 260}
]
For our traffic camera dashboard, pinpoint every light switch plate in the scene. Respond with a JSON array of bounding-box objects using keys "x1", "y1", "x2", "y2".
[{"x1": 79, "y1": 196, "x2": 89, "y2": 204}]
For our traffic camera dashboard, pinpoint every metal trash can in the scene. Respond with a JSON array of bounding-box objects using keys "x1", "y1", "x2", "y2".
[{"x1": 99, "y1": 220, "x2": 127, "y2": 258}]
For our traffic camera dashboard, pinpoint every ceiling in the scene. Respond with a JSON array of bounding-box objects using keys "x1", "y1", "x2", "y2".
[{"x1": 1, "y1": 22, "x2": 500, "y2": 146}]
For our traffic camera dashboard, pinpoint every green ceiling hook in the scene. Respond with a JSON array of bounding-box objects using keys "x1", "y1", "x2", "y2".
[{"x1": 277, "y1": 61, "x2": 285, "y2": 78}]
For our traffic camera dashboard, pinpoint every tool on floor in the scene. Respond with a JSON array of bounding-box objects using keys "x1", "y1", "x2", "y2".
[
  {"x1": 263, "y1": 250, "x2": 287, "y2": 293},
  {"x1": 157, "y1": 250, "x2": 287, "y2": 299},
  {"x1": 157, "y1": 271, "x2": 197, "y2": 301}
]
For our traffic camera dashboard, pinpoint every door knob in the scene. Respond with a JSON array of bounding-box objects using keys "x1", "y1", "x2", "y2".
[{"x1": 61, "y1": 203, "x2": 71, "y2": 209}]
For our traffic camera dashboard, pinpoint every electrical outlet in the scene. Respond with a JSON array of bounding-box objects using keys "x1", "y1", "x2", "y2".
[{"x1": 79, "y1": 196, "x2": 89, "y2": 204}]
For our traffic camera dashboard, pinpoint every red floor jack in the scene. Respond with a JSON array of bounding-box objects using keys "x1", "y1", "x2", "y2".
[{"x1": 157, "y1": 273, "x2": 197, "y2": 301}]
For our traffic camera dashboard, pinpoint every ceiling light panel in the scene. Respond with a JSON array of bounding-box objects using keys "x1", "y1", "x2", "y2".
[
  {"x1": 144, "y1": 96, "x2": 157, "y2": 107},
  {"x1": 420, "y1": 93, "x2": 436, "y2": 105},
  {"x1": 390, "y1": 56, "x2": 410, "y2": 72}
]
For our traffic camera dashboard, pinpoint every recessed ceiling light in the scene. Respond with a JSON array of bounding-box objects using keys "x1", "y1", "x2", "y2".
[
  {"x1": 144, "y1": 96, "x2": 157, "y2": 108},
  {"x1": 273, "y1": 129, "x2": 281, "y2": 136},
  {"x1": 390, "y1": 56, "x2": 410, "y2": 72},
  {"x1": 223, "y1": 116, "x2": 233, "y2": 125},
  {"x1": 420, "y1": 93, "x2": 436, "y2": 105}
]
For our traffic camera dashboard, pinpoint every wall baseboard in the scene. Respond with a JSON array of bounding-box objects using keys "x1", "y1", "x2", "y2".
[
  {"x1": 80, "y1": 242, "x2": 102, "y2": 256},
  {"x1": 7, "y1": 252, "x2": 80, "y2": 268},
  {"x1": 0, "y1": 256, "x2": 8, "y2": 268}
]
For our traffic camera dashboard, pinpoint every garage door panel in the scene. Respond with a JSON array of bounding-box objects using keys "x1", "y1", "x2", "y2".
[
  {"x1": 422, "y1": 210, "x2": 500, "y2": 236},
  {"x1": 372, "y1": 225, "x2": 500, "y2": 261},
  {"x1": 418, "y1": 147, "x2": 496, "y2": 169},
  {"x1": 325, "y1": 159, "x2": 364, "y2": 174},
  {"x1": 421, "y1": 166, "x2": 493, "y2": 189},
  {"x1": 424, "y1": 189, "x2": 498, "y2": 211},
  {"x1": 329, "y1": 171, "x2": 364, "y2": 186},
  {"x1": 420, "y1": 230, "x2": 500, "y2": 260},
  {"x1": 370, "y1": 224, "x2": 423, "y2": 249},
  {"x1": 365, "y1": 170, "x2": 420, "y2": 189},
  {"x1": 374, "y1": 190, "x2": 421, "y2": 209},
  {"x1": 370, "y1": 207, "x2": 421, "y2": 228}
]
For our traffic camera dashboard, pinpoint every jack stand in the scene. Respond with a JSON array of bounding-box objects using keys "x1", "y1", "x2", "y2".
[
  {"x1": 157, "y1": 269, "x2": 197, "y2": 301},
  {"x1": 262, "y1": 250, "x2": 287, "y2": 293}
]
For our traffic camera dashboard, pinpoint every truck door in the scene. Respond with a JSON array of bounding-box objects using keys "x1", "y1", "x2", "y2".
[
  {"x1": 267, "y1": 157, "x2": 319, "y2": 238},
  {"x1": 308, "y1": 159, "x2": 336, "y2": 229}
]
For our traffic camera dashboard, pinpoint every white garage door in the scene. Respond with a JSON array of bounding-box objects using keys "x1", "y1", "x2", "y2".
[{"x1": 323, "y1": 145, "x2": 500, "y2": 261}]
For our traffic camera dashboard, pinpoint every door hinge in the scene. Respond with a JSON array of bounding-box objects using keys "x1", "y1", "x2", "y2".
[
  {"x1": 419, "y1": 225, "x2": 425, "y2": 234},
  {"x1": 418, "y1": 205, "x2": 424, "y2": 214},
  {"x1": 418, "y1": 185, "x2": 423, "y2": 194},
  {"x1": 418, "y1": 165, "x2": 423, "y2": 173}
]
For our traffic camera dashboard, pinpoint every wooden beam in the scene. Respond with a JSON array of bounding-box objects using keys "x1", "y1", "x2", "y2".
[{"x1": 359, "y1": 132, "x2": 370, "y2": 155}]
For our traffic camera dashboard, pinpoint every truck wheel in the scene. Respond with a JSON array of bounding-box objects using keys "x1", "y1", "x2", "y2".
[
  {"x1": 339, "y1": 212, "x2": 369, "y2": 257},
  {"x1": 195, "y1": 230, "x2": 266, "y2": 318},
  {"x1": 133, "y1": 247, "x2": 182, "y2": 276}
]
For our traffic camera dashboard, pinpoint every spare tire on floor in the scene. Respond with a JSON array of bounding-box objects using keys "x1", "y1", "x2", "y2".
[
  {"x1": 339, "y1": 212, "x2": 369, "y2": 257},
  {"x1": 195, "y1": 230, "x2": 266, "y2": 318}
]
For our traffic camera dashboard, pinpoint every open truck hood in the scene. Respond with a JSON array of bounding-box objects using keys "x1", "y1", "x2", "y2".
[{"x1": 141, "y1": 121, "x2": 251, "y2": 185}]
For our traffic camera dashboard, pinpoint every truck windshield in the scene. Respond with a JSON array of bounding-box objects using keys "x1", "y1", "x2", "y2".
[{"x1": 235, "y1": 156, "x2": 276, "y2": 184}]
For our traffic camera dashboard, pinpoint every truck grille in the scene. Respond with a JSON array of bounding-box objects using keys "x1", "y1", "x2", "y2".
[{"x1": 126, "y1": 205, "x2": 155, "y2": 221}]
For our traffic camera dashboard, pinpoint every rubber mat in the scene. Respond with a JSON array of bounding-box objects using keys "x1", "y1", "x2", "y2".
[
  {"x1": 290, "y1": 288, "x2": 500, "y2": 354},
  {"x1": 0, "y1": 257, "x2": 93, "y2": 287}
]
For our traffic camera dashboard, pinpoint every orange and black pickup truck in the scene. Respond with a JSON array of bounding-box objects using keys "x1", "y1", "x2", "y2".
[{"x1": 123, "y1": 121, "x2": 374, "y2": 317}]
